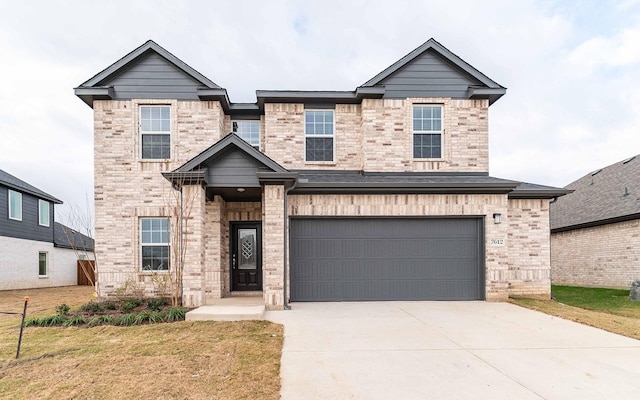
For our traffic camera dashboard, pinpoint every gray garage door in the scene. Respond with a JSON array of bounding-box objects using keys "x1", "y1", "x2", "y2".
[{"x1": 289, "y1": 218, "x2": 484, "y2": 301}]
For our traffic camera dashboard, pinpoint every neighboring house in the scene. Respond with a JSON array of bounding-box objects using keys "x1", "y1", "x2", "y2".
[
  {"x1": 0, "y1": 169, "x2": 95, "y2": 290},
  {"x1": 550, "y1": 155, "x2": 639, "y2": 288},
  {"x1": 75, "y1": 38, "x2": 568, "y2": 309}
]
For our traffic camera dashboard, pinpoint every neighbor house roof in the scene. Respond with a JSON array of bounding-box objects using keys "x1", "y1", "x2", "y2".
[
  {"x1": 550, "y1": 155, "x2": 640, "y2": 232},
  {"x1": 53, "y1": 222, "x2": 95, "y2": 251},
  {"x1": 0, "y1": 169, "x2": 62, "y2": 204}
]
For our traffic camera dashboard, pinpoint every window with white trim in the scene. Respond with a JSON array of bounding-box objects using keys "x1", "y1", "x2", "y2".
[
  {"x1": 39, "y1": 200, "x2": 50, "y2": 227},
  {"x1": 140, "y1": 106, "x2": 171, "y2": 159},
  {"x1": 413, "y1": 105, "x2": 442, "y2": 159},
  {"x1": 39, "y1": 252, "x2": 48, "y2": 276},
  {"x1": 8, "y1": 190, "x2": 22, "y2": 221},
  {"x1": 140, "y1": 218, "x2": 170, "y2": 271},
  {"x1": 305, "y1": 110, "x2": 334, "y2": 162},
  {"x1": 232, "y1": 120, "x2": 260, "y2": 149}
]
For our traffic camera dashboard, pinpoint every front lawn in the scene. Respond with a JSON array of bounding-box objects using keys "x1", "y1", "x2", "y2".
[
  {"x1": 0, "y1": 286, "x2": 283, "y2": 399},
  {"x1": 511, "y1": 285, "x2": 640, "y2": 340}
]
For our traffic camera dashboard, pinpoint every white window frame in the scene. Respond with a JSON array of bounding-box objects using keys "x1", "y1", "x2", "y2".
[
  {"x1": 8, "y1": 190, "x2": 22, "y2": 221},
  {"x1": 39, "y1": 251, "x2": 48, "y2": 277},
  {"x1": 304, "y1": 109, "x2": 335, "y2": 163},
  {"x1": 232, "y1": 120, "x2": 261, "y2": 150},
  {"x1": 412, "y1": 105, "x2": 444, "y2": 160},
  {"x1": 38, "y1": 199, "x2": 50, "y2": 227},
  {"x1": 140, "y1": 217, "x2": 171, "y2": 272},
  {"x1": 139, "y1": 105, "x2": 171, "y2": 160}
]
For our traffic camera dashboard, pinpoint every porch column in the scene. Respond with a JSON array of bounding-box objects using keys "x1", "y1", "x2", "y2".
[
  {"x1": 181, "y1": 184, "x2": 206, "y2": 307},
  {"x1": 262, "y1": 184, "x2": 285, "y2": 310}
]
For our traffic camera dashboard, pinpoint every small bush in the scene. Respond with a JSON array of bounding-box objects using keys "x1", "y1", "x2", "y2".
[
  {"x1": 24, "y1": 317, "x2": 41, "y2": 327},
  {"x1": 134, "y1": 312, "x2": 152, "y2": 325},
  {"x1": 166, "y1": 307, "x2": 187, "y2": 322},
  {"x1": 119, "y1": 313, "x2": 137, "y2": 326},
  {"x1": 146, "y1": 298, "x2": 167, "y2": 312},
  {"x1": 56, "y1": 304, "x2": 70, "y2": 316},
  {"x1": 147, "y1": 312, "x2": 164, "y2": 323},
  {"x1": 80, "y1": 301, "x2": 103, "y2": 314},
  {"x1": 121, "y1": 299, "x2": 141, "y2": 313},
  {"x1": 102, "y1": 302, "x2": 117, "y2": 310},
  {"x1": 64, "y1": 315, "x2": 87, "y2": 327},
  {"x1": 88, "y1": 315, "x2": 116, "y2": 327}
]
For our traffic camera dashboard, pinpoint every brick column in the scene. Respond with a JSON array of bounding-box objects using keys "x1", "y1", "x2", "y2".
[
  {"x1": 262, "y1": 184, "x2": 285, "y2": 310},
  {"x1": 180, "y1": 184, "x2": 206, "y2": 307}
]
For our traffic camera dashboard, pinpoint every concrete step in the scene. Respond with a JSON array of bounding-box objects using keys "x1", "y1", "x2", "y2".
[{"x1": 185, "y1": 297, "x2": 265, "y2": 321}]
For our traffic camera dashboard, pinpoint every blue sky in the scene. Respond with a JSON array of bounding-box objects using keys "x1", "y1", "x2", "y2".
[{"x1": 0, "y1": 0, "x2": 638, "y2": 229}]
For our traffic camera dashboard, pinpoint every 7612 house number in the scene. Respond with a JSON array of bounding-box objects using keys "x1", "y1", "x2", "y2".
[{"x1": 490, "y1": 238, "x2": 505, "y2": 245}]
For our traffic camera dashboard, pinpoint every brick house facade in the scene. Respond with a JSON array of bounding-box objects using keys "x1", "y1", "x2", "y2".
[{"x1": 76, "y1": 39, "x2": 567, "y2": 308}]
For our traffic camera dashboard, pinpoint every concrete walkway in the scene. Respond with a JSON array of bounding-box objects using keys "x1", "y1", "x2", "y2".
[{"x1": 266, "y1": 301, "x2": 640, "y2": 400}]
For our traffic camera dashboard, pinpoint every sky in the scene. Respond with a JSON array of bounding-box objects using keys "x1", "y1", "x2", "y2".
[{"x1": 0, "y1": 0, "x2": 639, "y2": 230}]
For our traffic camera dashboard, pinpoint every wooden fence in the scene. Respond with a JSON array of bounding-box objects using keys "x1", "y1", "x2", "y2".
[{"x1": 77, "y1": 260, "x2": 96, "y2": 286}]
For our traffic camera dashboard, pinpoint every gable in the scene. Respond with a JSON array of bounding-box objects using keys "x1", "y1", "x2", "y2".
[
  {"x1": 378, "y1": 49, "x2": 483, "y2": 99},
  {"x1": 97, "y1": 51, "x2": 204, "y2": 101},
  {"x1": 205, "y1": 147, "x2": 272, "y2": 188}
]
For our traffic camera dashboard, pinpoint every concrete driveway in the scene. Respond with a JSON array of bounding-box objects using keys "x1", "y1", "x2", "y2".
[{"x1": 266, "y1": 301, "x2": 640, "y2": 399}]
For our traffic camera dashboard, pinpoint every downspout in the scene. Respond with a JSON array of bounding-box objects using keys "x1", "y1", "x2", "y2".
[{"x1": 283, "y1": 180, "x2": 297, "y2": 310}]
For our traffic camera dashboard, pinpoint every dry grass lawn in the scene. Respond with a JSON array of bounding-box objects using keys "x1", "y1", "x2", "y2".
[
  {"x1": 0, "y1": 286, "x2": 283, "y2": 399},
  {"x1": 510, "y1": 298, "x2": 640, "y2": 340}
]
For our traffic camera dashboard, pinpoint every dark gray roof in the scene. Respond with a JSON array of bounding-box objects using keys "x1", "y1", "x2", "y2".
[
  {"x1": 550, "y1": 155, "x2": 640, "y2": 231},
  {"x1": 291, "y1": 171, "x2": 567, "y2": 198},
  {"x1": 0, "y1": 169, "x2": 62, "y2": 204},
  {"x1": 54, "y1": 222, "x2": 94, "y2": 251}
]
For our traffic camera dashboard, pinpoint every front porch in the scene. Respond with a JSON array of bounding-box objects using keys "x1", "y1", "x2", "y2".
[{"x1": 185, "y1": 295, "x2": 265, "y2": 321}]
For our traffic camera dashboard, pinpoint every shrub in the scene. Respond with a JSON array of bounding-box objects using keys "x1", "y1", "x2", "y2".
[
  {"x1": 88, "y1": 315, "x2": 116, "y2": 327},
  {"x1": 56, "y1": 304, "x2": 70, "y2": 316},
  {"x1": 134, "y1": 312, "x2": 152, "y2": 325},
  {"x1": 146, "y1": 298, "x2": 167, "y2": 312},
  {"x1": 121, "y1": 299, "x2": 141, "y2": 313},
  {"x1": 103, "y1": 301, "x2": 117, "y2": 310},
  {"x1": 119, "y1": 313, "x2": 137, "y2": 326},
  {"x1": 166, "y1": 307, "x2": 187, "y2": 322},
  {"x1": 80, "y1": 301, "x2": 103, "y2": 314},
  {"x1": 64, "y1": 315, "x2": 87, "y2": 327}
]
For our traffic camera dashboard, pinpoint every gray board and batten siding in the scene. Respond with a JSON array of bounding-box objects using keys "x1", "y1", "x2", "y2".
[
  {"x1": 289, "y1": 217, "x2": 485, "y2": 302},
  {"x1": 0, "y1": 187, "x2": 54, "y2": 243},
  {"x1": 205, "y1": 148, "x2": 270, "y2": 188},
  {"x1": 377, "y1": 49, "x2": 483, "y2": 99},
  {"x1": 99, "y1": 52, "x2": 204, "y2": 101}
]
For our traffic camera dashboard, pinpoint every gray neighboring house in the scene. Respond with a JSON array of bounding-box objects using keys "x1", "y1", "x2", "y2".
[
  {"x1": 0, "y1": 169, "x2": 94, "y2": 290},
  {"x1": 550, "y1": 155, "x2": 640, "y2": 288}
]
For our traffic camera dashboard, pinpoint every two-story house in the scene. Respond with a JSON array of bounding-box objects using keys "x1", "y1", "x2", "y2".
[
  {"x1": 75, "y1": 39, "x2": 568, "y2": 309},
  {"x1": 0, "y1": 169, "x2": 94, "y2": 290}
]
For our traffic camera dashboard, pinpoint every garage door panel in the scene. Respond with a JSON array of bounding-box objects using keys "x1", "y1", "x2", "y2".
[{"x1": 290, "y1": 218, "x2": 484, "y2": 301}]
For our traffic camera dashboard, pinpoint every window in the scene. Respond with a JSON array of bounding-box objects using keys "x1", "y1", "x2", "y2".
[
  {"x1": 232, "y1": 120, "x2": 260, "y2": 149},
  {"x1": 413, "y1": 105, "x2": 442, "y2": 159},
  {"x1": 39, "y1": 252, "x2": 47, "y2": 276},
  {"x1": 8, "y1": 190, "x2": 22, "y2": 221},
  {"x1": 140, "y1": 106, "x2": 171, "y2": 159},
  {"x1": 140, "y1": 218, "x2": 170, "y2": 271},
  {"x1": 39, "y1": 200, "x2": 50, "y2": 227},
  {"x1": 305, "y1": 110, "x2": 334, "y2": 162}
]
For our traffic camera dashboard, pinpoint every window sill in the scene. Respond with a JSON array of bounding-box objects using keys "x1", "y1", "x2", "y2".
[
  {"x1": 413, "y1": 158, "x2": 445, "y2": 162},
  {"x1": 38, "y1": 276, "x2": 49, "y2": 279},
  {"x1": 138, "y1": 159, "x2": 172, "y2": 163},
  {"x1": 139, "y1": 270, "x2": 170, "y2": 275},
  {"x1": 304, "y1": 162, "x2": 337, "y2": 166}
]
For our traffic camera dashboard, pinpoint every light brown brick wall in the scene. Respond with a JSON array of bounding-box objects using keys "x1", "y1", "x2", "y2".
[
  {"x1": 288, "y1": 193, "x2": 511, "y2": 300},
  {"x1": 507, "y1": 199, "x2": 552, "y2": 299},
  {"x1": 262, "y1": 99, "x2": 488, "y2": 172},
  {"x1": 93, "y1": 100, "x2": 224, "y2": 301},
  {"x1": 551, "y1": 219, "x2": 640, "y2": 288}
]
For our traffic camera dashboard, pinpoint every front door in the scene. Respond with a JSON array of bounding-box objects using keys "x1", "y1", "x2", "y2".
[{"x1": 231, "y1": 222, "x2": 262, "y2": 291}]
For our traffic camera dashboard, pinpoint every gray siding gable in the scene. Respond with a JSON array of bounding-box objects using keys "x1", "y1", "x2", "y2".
[
  {"x1": 206, "y1": 148, "x2": 270, "y2": 188},
  {"x1": 99, "y1": 51, "x2": 204, "y2": 101},
  {"x1": 378, "y1": 49, "x2": 483, "y2": 99},
  {"x1": 0, "y1": 186, "x2": 54, "y2": 243},
  {"x1": 362, "y1": 38, "x2": 506, "y2": 104}
]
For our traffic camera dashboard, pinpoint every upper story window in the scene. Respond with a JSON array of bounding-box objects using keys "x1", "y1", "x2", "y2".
[
  {"x1": 38, "y1": 200, "x2": 50, "y2": 227},
  {"x1": 140, "y1": 106, "x2": 171, "y2": 159},
  {"x1": 413, "y1": 105, "x2": 442, "y2": 159},
  {"x1": 305, "y1": 110, "x2": 334, "y2": 162},
  {"x1": 232, "y1": 120, "x2": 260, "y2": 149},
  {"x1": 140, "y1": 217, "x2": 170, "y2": 271},
  {"x1": 8, "y1": 190, "x2": 22, "y2": 221}
]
